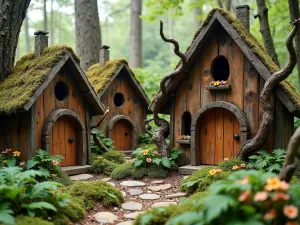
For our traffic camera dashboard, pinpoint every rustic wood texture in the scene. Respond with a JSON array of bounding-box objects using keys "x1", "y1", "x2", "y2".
[{"x1": 112, "y1": 119, "x2": 131, "y2": 150}]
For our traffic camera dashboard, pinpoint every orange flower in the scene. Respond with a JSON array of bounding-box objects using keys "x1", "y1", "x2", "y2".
[
  {"x1": 98, "y1": 156, "x2": 103, "y2": 160},
  {"x1": 216, "y1": 169, "x2": 222, "y2": 173},
  {"x1": 52, "y1": 160, "x2": 59, "y2": 166},
  {"x1": 19, "y1": 162, "x2": 25, "y2": 167},
  {"x1": 209, "y1": 169, "x2": 217, "y2": 175},
  {"x1": 153, "y1": 151, "x2": 159, "y2": 156},
  {"x1": 240, "y1": 163, "x2": 246, "y2": 168},
  {"x1": 279, "y1": 181, "x2": 290, "y2": 191},
  {"x1": 254, "y1": 191, "x2": 268, "y2": 202},
  {"x1": 143, "y1": 149, "x2": 149, "y2": 155},
  {"x1": 265, "y1": 177, "x2": 281, "y2": 191},
  {"x1": 221, "y1": 81, "x2": 227, "y2": 85},
  {"x1": 283, "y1": 205, "x2": 298, "y2": 219},
  {"x1": 224, "y1": 158, "x2": 229, "y2": 162},
  {"x1": 238, "y1": 190, "x2": 251, "y2": 202},
  {"x1": 213, "y1": 81, "x2": 221, "y2": 86},
  {"x1": 236, "y1": 177, "x2": 249, "y2": 185},
  {"x1": 264, "y1": 209, "x2": 277, "y2": 220},
  {"x1": 232, "y1": 165, "x2": 239, "y2": 171},
  {"x1": 51, "y1": 174, "x2": 57, "y2": 177},
  {"x1": 272, "y1": 192, "x2": 290, "y2": 201},
  {"x1": 13, "y1": 151, "x2": 20, "y2": 157},
  {"x1": 146, "y1": 158, "x2": 152, "y2": 163},
  {"x1": 286, "y1": 221, "x2": 299, "y2": 225}
]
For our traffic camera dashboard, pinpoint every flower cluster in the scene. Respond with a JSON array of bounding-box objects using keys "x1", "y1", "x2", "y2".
[
  {"x1": 136, "y1": 148, "x2": 161, "y2": 165},
  {"x1": 210, "y1": 80, "x2": 227, "y2": 86},
  {"x1": 208, "y1": 168, "x2": 222, "y2": 175},
  {"x1": 177, "y1": 135, "x2": 191, "y2": 140},
  {"x1": 0, "y1": 149, "x2": 21, "y2": 167}
]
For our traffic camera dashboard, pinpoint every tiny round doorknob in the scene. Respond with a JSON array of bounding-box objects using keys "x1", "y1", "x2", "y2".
[
  {"x1": 68, "y1": 137, "x2": 74, "y2": 143},
  {"x1": 124, "y1": 132, "x2": 129, "y2": 136},
  {"x1": 233, "y1": 134, "x2": 240, "y2": 140}
]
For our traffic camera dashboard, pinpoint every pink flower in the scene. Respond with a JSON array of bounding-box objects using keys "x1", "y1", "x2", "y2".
[
  {"x1": 279, "y1": 181, "x2": 290, "y2": 191},
  {"x1": 272, "y1": 192, "x2": 290, "y2": 201},
  {"x1": 254, "y1": 191, "x2": 268, "y2": 202},
  {"x1": 238, "y1": 190, "x2": 251, "y2": 202},
  {"x1": 283, "y1": 205, "x2": 298, "y2": 219},
  {"x1": 19, "y1": 162, "x2": 25, "y2": 167},
  {"x1": 224, "y1": 158, "x2": 229, "y2": 162},
  {"x1": 264, "y1": 209, "x2": 277, "y2": 220},
  {"x1": 146, "y1": 158, "x2": 152, "y2": 163},
  {"x1": 236, "y1": 177, "x2": 249, "y2": 185},
  {"x1": 52, "y1": 160, "x2": 59, "y2": 166},
  {"x1": 240, "y1": 163, "x2": 246, "y2": 168}
]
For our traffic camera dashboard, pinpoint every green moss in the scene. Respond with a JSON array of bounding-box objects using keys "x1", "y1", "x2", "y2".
[
  {"x1": 59, "y1": 199, "x2": 86, "y2": 222},
  {"x1": 218, "y1": 157, "x2": 246, "y2": 172},
  {"x1": 67, "y1": 180, "x2": 124, "y2": 208},
  {"x1": 51, "y1": 213, "x2": 69, "y2": 225},
  {"x1": 14, "y1": 216, "x2": 54, "y2": 225},
  {"x1": 111, "y1": 162, "x2": 134, "y2": 180},
  {"x1": 52, "y1": 168, "x2": 73, "y2": 186},
  {"x1": 0, "y1": 46, "x2": 80, "y2": 113},
  {"x1": 89, "y1": 159, "x2": 118, "y2": 175},
  {"x1": 102, "y1": 151, "x2": 125, "y2": 164},
  {"x1": 131, "y1": 164, "x2": 169, "y2": 179}
]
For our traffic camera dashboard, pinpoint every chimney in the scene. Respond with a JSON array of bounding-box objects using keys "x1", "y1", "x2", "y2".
[
  {"x1": 99, "y1": 45, "x2": 110, "y2": 66},
  {"x1": 236, "y1": 5, "x2": 250, "y2": 31},
  {"x1": 34, "y1": 30, "x2": 49, "y2": 56}
]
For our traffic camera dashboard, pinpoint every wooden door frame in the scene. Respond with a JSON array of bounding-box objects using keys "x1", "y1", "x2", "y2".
[
  {"x1": 41, "y1": 109, "x2": 87, "y2": 166},
  {"x1": 190, "y1": 101, "x2": 249, "y2": 166},
  {"x1": 107, "y1": 115, "x2": 137, "y2": 150}
]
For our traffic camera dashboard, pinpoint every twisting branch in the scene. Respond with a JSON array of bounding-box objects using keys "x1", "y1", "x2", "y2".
[
  {"x1": 280, "y1": 127, "x2": 300, "y2": 182},
  {"x1": 159, "y1": 21, "x2": 187, "y2": 95},
  {"x1": 238, "y1": 18, "x2": 300, "y2": 159},
  {"x1": 144, "y1": 117, "x2": 154, "y2": 136},
  {"x1": 90, "y1": 108, "x2": 110, "y2": 152}
]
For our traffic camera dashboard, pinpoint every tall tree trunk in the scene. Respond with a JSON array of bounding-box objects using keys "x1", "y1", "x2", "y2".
[
  {"x1": 43, "y1": 0, "x2": 47, "y2": 31},
  {"x1": 75, "y1": 0, "x2": 101, "y2": 71},
  {"x1": 255, "y1": 0, "x2": 280, "y2": 67},
  {"x1": 129, "y1": 0, "x2": 142, "y2": 68},
  {"x1": 193, "y1": 0, "x2": 202, "y2": 31},
  {"x1": 25, "y1": 14, "x2": 31, "y2": 53},
  {"x1": 0, "y1": 0, "x2": 31, "y2": 81},
  {"x1": 288, "y1": 0, "x2": 300, "y2": 88},
  {"x1": 50, "y1": 0, "x2": 54, "y2": 45},
  {"x1": 226, "y1": 0, "x2": 232, "y2": 11}
]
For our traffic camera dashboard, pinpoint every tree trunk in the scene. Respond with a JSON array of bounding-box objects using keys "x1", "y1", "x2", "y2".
[
  {"x1": 168, "y1": 9, "x2": 174, "y2": 57},
  {"x1": 50, "y1": 0, "x2": 54, "y2": 45},
  {"x1": 43, "y1": 0, "x2": 47, "y2": 31},
  {"x1": 255, "y1": 0, "x2": 280, "y2": 67},
  {"x1": 25, "y1": 14, "x2": 31, "y2": 53},
  {"x1": 129, "y1": 0, "x2": 142, "y2": 68},
  {"x1": 226, "y1": 0, "x2": 232, "y2": 11},
  {"x1": 193, "y1": 0, "x2": 202, "y2": 31},
  {"x1": 288, "y1": 0, "x2": 300, "y2": 88},
  {"x1": 75, "y1": 0, "x2": 101, "y2": 71},
  {"x1": 0, "y1": 0, "x2": 31, "y2": 81}
]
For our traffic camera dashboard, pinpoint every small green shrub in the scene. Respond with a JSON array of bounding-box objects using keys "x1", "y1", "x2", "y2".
[
  {"x1": 131, "y1": 164, "x2": 169, "y2": 179},
  {"x1": 218, "y1": 157, "x2": 246, "y2": 172},
  {"x1": 66, "y1": 180, "x2": 124, "y2": 208},
  {"x1": 91, "y1": 129, "x2": 114, "y2": 155},
  {"x1": 51, "y1": 167, "x2": 73, "y2": 186},
  {"x1": 138, "y1": 132, "x2": 153, "y2": 144},
  {"x1": 89, "y1": 158, "x2": 118, "y2": 175},
  {"x1": 51, "y1": 213, "x2": 69, "y2": 225},
  {"x1": 102, "y1": 151, "x2": 125, "y2": 164},
  {"x1": 14, "y1": 216, "x2": 54, "y2": 225},
  {"x1": 59, "y1": 200, "x2": 85, "y2": 222},
  {"x1": 111, "y1": 162, "x2": 133, "y2": 179}
]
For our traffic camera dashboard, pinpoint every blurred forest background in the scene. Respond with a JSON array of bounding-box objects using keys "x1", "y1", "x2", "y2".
[{"x1": 16, "y1": 0, "x2": 299, "y2": 100}]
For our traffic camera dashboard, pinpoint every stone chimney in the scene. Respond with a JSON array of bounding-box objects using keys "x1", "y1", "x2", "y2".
[
  {"x1": 236, "y1": 5, "x2": 250, "y2": 31},
  {"x1": 34, "y1": 30, "x2": 49, "y2": 56},
  {"x1": 99, "y1": 45, "x2": 110, "y2": 66}
]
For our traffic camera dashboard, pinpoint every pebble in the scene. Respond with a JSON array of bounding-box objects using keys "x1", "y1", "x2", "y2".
[
  {"x1": 121, "y1": 202, "x2": 143, "y2": 211},
  {"x1": 183, "y1": 176, "x2": 189, "y2": 179},
  {"x1": 151, "y1": 180, "x2": 164, "y2": 184},
  {"x1": 128, "y1": 188, "x2": 143, "y2": 196},
  {"x1": 152, "y1": 202, "x2": 177, "y2": 208},
  {"x1": 120, "y1": 180, "x2": 146, "y2": 187},
  {"x1": 124, "y1": 211, "x2": 145, "y2": 219},
  {"x1": 166, "y1": 192, "x2": 187, "y2": 199},
  {"x1": 148, "y1": 184, "x2": 172, "y2": 192},
  {"x1": 102, "y1": 177, "x2": 111, "y2": 182},
  {"x1": 94, "y1": 212, "x2": 117, "y2": 224},
  {"x1": 113, "y1": 207, "x2": 118, "y2": 211},
  {"x1": 139, "y1": 193, "x2": 160, "y2": 200},
  {"x1": 70, "y1": 174, "x2": 93, "y2": 181}
]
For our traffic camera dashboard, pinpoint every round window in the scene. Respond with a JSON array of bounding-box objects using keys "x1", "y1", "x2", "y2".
[
  {"x1": 55, "y1": 81, "x2": 69, "y2": 101},
  {"x1": 114, "y1": 93, "x2": 125, "y2": 107},
  {"x1": 211, "y1": 55, "x2": 230, "y2": 81}
]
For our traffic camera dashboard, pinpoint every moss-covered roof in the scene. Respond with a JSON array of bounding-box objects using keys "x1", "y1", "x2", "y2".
[
  {"x1": 150, "y1": 8, "x2": 300, "y2": 111},
  {"x1": 0, "y1": 46, "x2": 81, "y2": 113}
]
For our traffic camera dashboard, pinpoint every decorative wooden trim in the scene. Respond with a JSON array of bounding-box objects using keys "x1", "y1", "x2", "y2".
[
  {"x1": 190, "y1": 101, "x2": 249, "y2": 166},
  {"x1": 28, "y1": 103, "x2": 37, "y2": 158},
  {"x1": 206, "y1": 84, "x2": 231, "y2": 91},
  {"x1": 176, "y1": 139, "x2": 191, "y2": 145},
  {"x1": 106, "y1": 115, "x2": 137, "y2": 150},
  {"x1": 169, "y1": 96, "x2": 175, "y2": 147},
  {"x1": 85, "y1": 103, "x2": 92, "y2": 165},
  {"x1": 41, "y1": 109, "x2": 87, "y2": 166}
]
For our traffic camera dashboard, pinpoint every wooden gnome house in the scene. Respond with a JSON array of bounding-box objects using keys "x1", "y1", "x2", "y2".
[
  {"x1": 0, "y1": 31, "x2": 105, "y2": 169},
  {"x1": 87, "y1": 46, "x2": 150, "y2": 151},
  {"x1": 150, "y1": 6, "x2": 300, "y2": 171}
]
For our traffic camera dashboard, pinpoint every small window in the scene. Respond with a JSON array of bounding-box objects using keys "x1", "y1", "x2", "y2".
[
  {"x1": 114, "y1": 93, "x2": 125, "y2": 107},
  {"x1": 181, "y1": 111, "x2": 192, "y2": 136},
  {"x1": 55, "y1": 81, "x2": 69, "y2": 101},
  {"x1": 211, "y1": 55, "x2": 230, "y2": 81}
]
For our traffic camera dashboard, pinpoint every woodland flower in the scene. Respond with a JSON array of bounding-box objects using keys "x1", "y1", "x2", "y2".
[
  {"x1": 143, "y1": 149, "x2": 149, "y2": 155},
  {"x1": 232, "y1": 165, "x2": 239, "y2": 171},
  {"x1": 279, "y1": 181, "x2": 290, "y2": 191},
  {"x1": 98, "y1": 156, "x2": 103, "y2": 160},
  {"x1": 264, "y1": 209, "x2": 277, "y2": 220},
  {"x1": 51, "y1": 174, "x2": 57, "y2": 177},
  {"x1": 240, "y1": 163, "x2": 246, "y2": 168},
  {"x1": 272, "y1": 192, "x2": 290, "y2": 201},
  {"x1": 236, "y1": 177, "x2": 249, "y2": 185},
  {"x1": 265, "y1": 177, "x2": 281, "y2": 191},
  {"x1": 13, "y1": 151, "x2": 20, "y2": 157},
  {"x1": 2, "y1": 160, "x2": 6, "y2": 164},
  {"x1": 238, "y1": 190, "x2": 251, "y2": 202},
  {"x1": 213, "y1": 81, "x2": 221, "y2": 86},
  {"x1": 224, "y1": 158, "x2": 229, "y2": 162},
  {"x1": 283, "y1": 205, "x2": 298, "y2": 219},
  {"x1": 146, "y1": 158, "x2": 152, "y2": 163},
  {"x1": 19, "y1": 162, "x2": 25, "y2": 166},
  {"x1": 254, "y1": 191, "x2": 268, "y2": 202},
  {"x1": 52, "y1": 160, "x2": 59, "y2": 166},
  {"x1": 153, "y1": 151, "x2": 159, "y2": 156},
  {"x1": 221, "y1": 81, "x2": 227, "y2": 85},
  {"x1": 216, "y1": 169, "x2": 222, "y2": 173},
  {"x1": 209, "y1": 169, "x2": 217, "y2": 175}
]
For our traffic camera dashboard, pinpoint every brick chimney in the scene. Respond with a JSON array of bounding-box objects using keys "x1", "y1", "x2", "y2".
[
  {"x1": 236, "y1": 5, "x2": 250, "y2": 31},
  {"x1": 34, "y1": 30, "x2": 49, "y2": 56},
  {"x1": 99, "y1": 45, "x2": 110, "y2": 66}
]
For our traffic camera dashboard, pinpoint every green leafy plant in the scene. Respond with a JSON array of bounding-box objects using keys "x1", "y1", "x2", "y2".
[
  {"x1": 0, "y1": 149, "x2": 22, "y2": 168},
  {"x1": 110, "y1": 162, "x2": 134, "y2": 180},
  {"x1": 218, "y1": 157, "x2": 247, "y2": 172},
  {"x1": 91, "y1": 129, "x2": 114, "y2": 155},
  {"x1": 102, "y1": 150, "x2": 125, "y2": 164},
  {"x1": 248, "y1": 149, "x2": 286, "y2": 173},
  {"x1": 89, "y1": 157, "x2": 118, "y2": 175},
  {"x1": 138, "y1": 132, "x2": 153, "y2": 144}
]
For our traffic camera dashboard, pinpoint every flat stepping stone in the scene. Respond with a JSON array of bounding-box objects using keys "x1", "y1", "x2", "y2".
[
  {"x1": 148, "y1": 184, "x2": 172, "y2": 192},
  {"x1": 120, "y1": 180, "x2": 145, "y2": 187},
  {"x1": 139, "y1": 193, "x2": 160, "y2": 200},
  {"x1": 128, "y1": 188, "x2": 143, "y2": 196},
  {"x1": 183, "y1": 176, "x2": 189, "y2": 179},
  {"x1": 121, "y1": 191, "x2": 127, "y2": 197},
  {"x1": 107, "y1": 182, "x2": 116, "y2": 187},
  {"x1": 116, "y1": 221, "x2": 134, "y2": 225},
  {"x1": 166, "y1": 192, "x2": 187, "y2": 199},
  {"x1": 94, "y1": 212, "x2": 117, "y2": 224},
  {"x1": 124, "y1": 211, "x2": 145, "y2": 219},
  {"x1": 102, "y1": 177, "x2": 111, "y2": 182},
  {"x1": 151, "y1": 180, "x2": 164, "y2": 184},
  {"x1": 70, "y1": 174, "x2": 93, "y2": 181},
  {"x1": 121, "y1": 202, "x2": 143, "y2": 211},
  {"x1": 152, "y1": 202, "x2": 177, "y2": 208}
]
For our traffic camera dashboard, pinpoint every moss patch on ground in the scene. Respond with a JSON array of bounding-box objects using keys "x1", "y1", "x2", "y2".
[
  {"x1": 102, "y1": 151, "x2": 126, "y2": 164},
  {"x1": 0, "y1": 46, "x2": 79, "y2": 113}
]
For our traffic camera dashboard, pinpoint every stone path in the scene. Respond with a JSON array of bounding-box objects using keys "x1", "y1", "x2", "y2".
[{"x1": 70, "y1": 173, "x2": 93, "y2": 181}]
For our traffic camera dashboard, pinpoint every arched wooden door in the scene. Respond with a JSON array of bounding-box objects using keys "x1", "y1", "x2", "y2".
[
  {"x1": 50, "y1": 116, "x2": 77, "y2": 166},
  {"x1": 199, "y1": 108, "x2": 240, "y2": 165},
  {"x1": 112, "y1": 119, "x2": 132, "y2": 150}
]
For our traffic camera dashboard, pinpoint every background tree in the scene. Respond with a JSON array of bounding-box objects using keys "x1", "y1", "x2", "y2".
[
  {"x1": 43, "y1": 0, "x2": 47, "y2": 31},
  {"x1": 129, "y1": 0, "x2": 143, "y2": 68},
  {"x1": 75, "y1": 0, "x2": 101, "y2": 71},
  {"x1": 24, "y1": 14, "x2": 31, "y2": 52}
]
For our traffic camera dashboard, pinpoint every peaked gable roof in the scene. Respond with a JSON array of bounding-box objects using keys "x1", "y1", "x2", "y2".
[
  {"x1": 0, "y1": 45, "x2": 105, "y2": 115},
  {"x1": 86, "y1": 59, "x2": 150, "y2": 109},
  {"x1": 150, "y1": 8, "x2": 300, "y2": 117}
]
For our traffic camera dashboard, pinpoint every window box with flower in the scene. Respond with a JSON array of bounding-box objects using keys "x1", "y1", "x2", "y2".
[
  {"x1": 176, "y1": 135, "x2": 191, "y2": 145},
  {"x1": 206, "y1": 80, "x2": 231, "y2": 91}
]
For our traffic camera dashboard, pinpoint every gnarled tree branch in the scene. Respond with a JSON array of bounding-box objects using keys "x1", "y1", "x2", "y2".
[
  {"x1": 238, "y1": 19, "x2": 300, "y2": 159},
  {"x1": 90, "y1": 108, "x2": 110, "y2": 152},
  {"x1": 144, "y1": 117, "x2": 154, "y2": 136}
]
